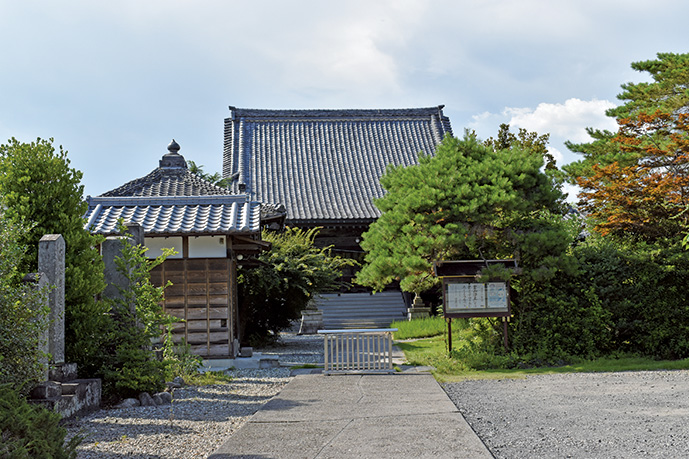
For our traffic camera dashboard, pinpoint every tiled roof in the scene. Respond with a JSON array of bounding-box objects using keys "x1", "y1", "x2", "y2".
[
  {"x1": 86, "y1": 140, "x2": 271, "y2": 235},
  {"x1": 100, "y1": 168, "x2": 233, "y2": 198},
  {"x1": 102, "y1": 141, "x2": 232, "y2": 198},
  {"x1": 84, "y1": 195, "x2": 261, "y2": 235},
  {"x1": 223, "y1": 106, "x2": 453, "y2": 225}
]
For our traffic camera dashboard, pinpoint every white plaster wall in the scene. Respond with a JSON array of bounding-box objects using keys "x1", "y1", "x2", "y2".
[
  {"x1": 189, "y1": 236, "x2": 227, "y2": 258},
  {"x1": 144, "y1": 237, "x2": 183, "y2": 259}
]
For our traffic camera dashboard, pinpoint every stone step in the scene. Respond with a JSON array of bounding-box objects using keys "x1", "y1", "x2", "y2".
[
  {"x1": 28, "y1": 379, "x2": 101, "y2": 420},
  {"x1": 316, "y1": 291, "x2": 407, "y2": 330}
]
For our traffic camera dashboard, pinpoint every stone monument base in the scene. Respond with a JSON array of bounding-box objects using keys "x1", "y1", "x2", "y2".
[
  {"x1": 298, "y1": 310, "x2": 323, "y2": 334},
  {"x1": 407, "y1": 307, "x2": 431, "y2": 320}
]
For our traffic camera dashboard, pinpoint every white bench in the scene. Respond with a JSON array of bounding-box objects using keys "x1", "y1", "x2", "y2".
[{"x1": 318, "y1": 328, "x2": 397, "y2": 375}]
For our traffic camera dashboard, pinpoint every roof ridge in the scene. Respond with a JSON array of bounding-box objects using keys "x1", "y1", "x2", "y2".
[
  {"x1": 227, "y1": 106, "x2": 446, "y2": 120},
  {"x1": 88, "y1": 194, "x2": 252, "y2": 206}
]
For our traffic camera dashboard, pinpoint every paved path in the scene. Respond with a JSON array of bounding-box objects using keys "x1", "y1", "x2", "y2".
[{"x1": 209, "y1": 373, "x2": 491, "y2": 459}]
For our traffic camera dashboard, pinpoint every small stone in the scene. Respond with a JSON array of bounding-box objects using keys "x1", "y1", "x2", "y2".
[
  {"x1": 115, "y1": 398, "x2": 140, "y2": 408},
  {"x1": 167, "y1": 376, "x2": 185, "y2": 389},
  {"x1": 138, "y1": 392, "x2": 156, "y2": 407},
  {"x1": 154, "y1": 392, "x2": 172, "y2": 405},
  {"x1": 259, "y1": 358, "x2": 280, "y2": 369}
]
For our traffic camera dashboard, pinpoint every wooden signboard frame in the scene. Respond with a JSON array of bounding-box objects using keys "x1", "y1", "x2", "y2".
[{"x1": 433, "y1": 260, "x2": 517, "y2": 352}]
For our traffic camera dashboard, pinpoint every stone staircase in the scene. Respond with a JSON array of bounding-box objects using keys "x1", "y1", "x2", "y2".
[
  {"x1": 29, "y1": 363, "x2": 101, "y2": 420},
  {"x1": 315, "y1": 291, "x2": 408, "y2": 329}
]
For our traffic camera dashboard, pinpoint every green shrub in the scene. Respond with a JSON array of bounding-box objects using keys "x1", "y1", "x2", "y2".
[
  {"x1": 96, "y1": 230, "x2": 174, "y2": 402},
  {"x1": 238, "y1": 227, "x2": 356, "y2": 346},
  {"x1": 0, "y1": 210, "x2": 50, "y2": 394},
  {"x1": 0, "y1": 138, "x2": 107, "y2": 377},
  {"x1": 507, "y1": 235, "x2": 689, "y2": 362},
  {"x1": 576, "y1": 237, "x2": 689, "y2": 359},
  {"x1": 0, "y1": 384, "x2": 81, "y2": 458},
  {"x1": 162, "y1": 328, "x2": 202, "y2": 381},
  {"x1": 510, "y1": 269, "x2": 614, "y2": 360}
]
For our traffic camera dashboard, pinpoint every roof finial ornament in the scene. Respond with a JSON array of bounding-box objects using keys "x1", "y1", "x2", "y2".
[
  {"x1": 168, "y1": 139, "x2": 181, "y2": 154},
  {"x1": 160, "y1": 139, "x2": 187, "y2": 169}
]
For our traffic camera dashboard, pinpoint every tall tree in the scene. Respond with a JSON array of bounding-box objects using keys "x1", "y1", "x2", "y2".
[
  {"x1": 564, "y1": 53, "x2": 689, "y2": 240},
  {"x1": 355, "y1": 130, "x2": 567, "y2": 294},
  {"x1": 0, "y1": 138, "x2": 107, "y2": 375}
]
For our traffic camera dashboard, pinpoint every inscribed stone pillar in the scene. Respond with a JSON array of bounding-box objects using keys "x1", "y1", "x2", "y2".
[
  {"x1": 124, "y1": 222, "x2": 144, "y2": 247},
  {"x1": 102, "y1": 236, "x2": 135, "y2": 314},
  {"x1": 38, "y1": 234, "x2": 65, "y2": 364},
  {"x1": 22, "y1": 272, "x2": 49, "y2": 381}
]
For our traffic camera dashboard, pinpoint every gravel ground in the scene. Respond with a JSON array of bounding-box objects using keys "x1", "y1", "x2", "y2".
[
  {"x1": 443, "y1": 370, "x2": 689, "y2": 458},
  {"x1": 65, "y1": 331, "x2": 689, "y2": 458},
  {"x1": 64, "y1": 331, "x2": 323, "y2": 459}
]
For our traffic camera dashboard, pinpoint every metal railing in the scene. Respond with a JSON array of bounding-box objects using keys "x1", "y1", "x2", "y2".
[{"x1": 318, "y1": 328, "x2": 397, "y2": 375}]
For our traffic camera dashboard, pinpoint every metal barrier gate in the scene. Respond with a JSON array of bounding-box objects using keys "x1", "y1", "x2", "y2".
[{"x1": 318, "y1": 328, "x2": 397, "y2": 375}]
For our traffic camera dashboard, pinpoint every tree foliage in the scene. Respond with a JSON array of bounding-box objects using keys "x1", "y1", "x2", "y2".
[
  {"x1": 238, "y1": 227, "x2": 356, "y2": 345},
  {"x1": 0, "y1": 210, "x2": 49, "y2": 394},
  {"x1": 0, "y1": 384, "x2": 81, "y2": 458},
  {"x1": 485, "y1": 123, "x2": 557, "y2": 170},
  {"x1": 187, "y1": 160, "x2": 233, "y2": 189},
  {"x1": 0, "y1": 138, "x2": 107, "y2": 375},
  {"x1": 564, "y1": 52, "x2": 689, "y2": 241},
  {"x1": 96, "y1": 231, "x2": 174, "y2": 402},
  {"x1": 576, "y1": 112, "x2": 689, "y2": 239},
  {"x1": 356, "y1": 130, "x2": 566, "y2": 293}
]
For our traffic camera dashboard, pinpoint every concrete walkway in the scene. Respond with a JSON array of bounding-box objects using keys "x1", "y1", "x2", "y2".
[{"x1": 209, "y1": 373, "x2": 492, "y2": 459}]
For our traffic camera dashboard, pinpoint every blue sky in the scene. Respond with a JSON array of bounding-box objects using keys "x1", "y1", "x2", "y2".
[{"x1": 1, "y1": 0, "x2": 687, "y2": 201}]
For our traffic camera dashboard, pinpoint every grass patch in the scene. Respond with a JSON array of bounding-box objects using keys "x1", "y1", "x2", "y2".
[
  {"x1": 396, "y1": 329, "x2": 689, "y2": 383},
  {"x1": 290, "y1": 363, "x2": 322, "y2": 370},
  {"x1": 392, "y1": 316, "x2": 448, "y2": 340}
]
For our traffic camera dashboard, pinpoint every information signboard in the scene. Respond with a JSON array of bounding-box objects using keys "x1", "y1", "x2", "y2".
[
  {"x1": 433, "y1": 260, "x2": 515, "y2": 352},
  {"x1": 434, "y1": 260, "x2": 515, "y2": 319},
  {"x1": 443, "y1": 279, "x2": 510, "y2": 318}
]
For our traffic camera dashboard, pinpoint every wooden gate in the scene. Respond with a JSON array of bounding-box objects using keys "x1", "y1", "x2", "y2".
[{"x1": 151, "y1": 258, "x2": 234, "y2": 357}]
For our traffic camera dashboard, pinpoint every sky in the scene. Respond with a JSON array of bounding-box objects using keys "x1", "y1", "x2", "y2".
[{"x1": 0, "y1": 0, "x2": 687, "y2": 202}]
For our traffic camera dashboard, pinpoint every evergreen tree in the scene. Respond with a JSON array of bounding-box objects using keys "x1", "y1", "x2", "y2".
[
  {"x1": 355, "y1": 130, "x2": 567, "y2": 294},
  {"x1": 564, "y1": 53, "x2": 689, "y2": 241},
  {"x1": 0, "y1": 138, "x2": 107, "y2": 375}
]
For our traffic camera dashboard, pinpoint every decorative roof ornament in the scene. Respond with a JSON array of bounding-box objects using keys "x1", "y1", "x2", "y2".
[
  {"x1": 160, "y1": 139, "x2": 187, "y2": 169},
  {"x1": 167, "y1": 139, "x2": 181, "y2": 153}
]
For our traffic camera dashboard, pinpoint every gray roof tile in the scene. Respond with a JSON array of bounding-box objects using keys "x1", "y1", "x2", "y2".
[
  {"x1": 84, "y1": 196, "x2": 261, "y2": 235},
  {"x1": 222, "y1": 106, "x2": 452, "y2": 224},
  {"x1": 101, "y1": 164, "x2": 232, "y2": 198},
  {"x1": 85, "y1": 141, "x2": 270, "y2": 235}
]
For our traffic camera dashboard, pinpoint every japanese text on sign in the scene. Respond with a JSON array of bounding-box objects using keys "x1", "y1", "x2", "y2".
[{"x1": 446, "y1": 282, "x2": 508, "y2": 313}]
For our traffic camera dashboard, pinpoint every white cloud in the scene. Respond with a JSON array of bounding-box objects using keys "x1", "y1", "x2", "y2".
[
  {"x1": 505, "y1": 98, "x2": 618, "y2": 143},
  {"x1": 547, "y1": 146, "x2": 564, "y2": 165},
  {"x1": 467, "y1": 98, "x2": 619, "y2": 169},
  {"x1": 562, "y1": 182, "x2": 580, "y2": 204},
  {"x1": 283, "y1": 22, "x2": 403, "y2": 99}
]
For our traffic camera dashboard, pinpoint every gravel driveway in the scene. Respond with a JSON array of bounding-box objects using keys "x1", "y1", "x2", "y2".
[
  {"x1": 443, "y1": 370, "x2": 689, "y2": 458},
  {"x1": 64, "y1": 332, "x2": 322, "y2": 458}
]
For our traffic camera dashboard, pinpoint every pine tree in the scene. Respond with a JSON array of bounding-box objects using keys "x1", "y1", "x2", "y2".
[
  {"x1": 564, "y1": 53, "x2": 689, "y2": 241},
  {"x1": 355, "y1": 130, "x2": 566, "y2": 294}
]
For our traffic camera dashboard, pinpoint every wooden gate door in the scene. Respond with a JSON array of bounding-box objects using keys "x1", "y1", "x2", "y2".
[{"x1": 151, "y1": 258, "x2": 233, "y2": 357}]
